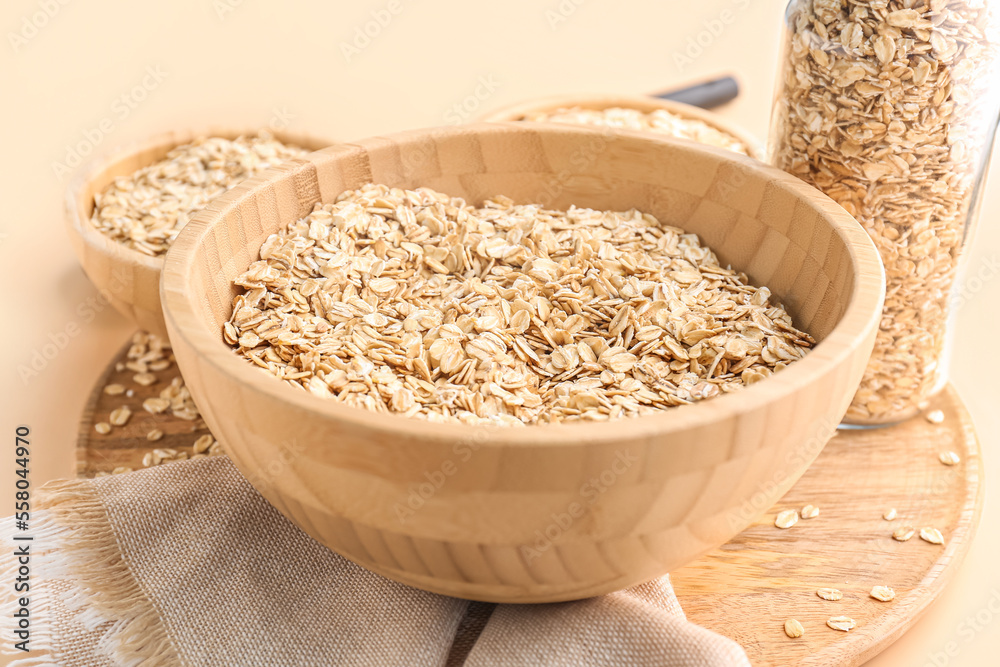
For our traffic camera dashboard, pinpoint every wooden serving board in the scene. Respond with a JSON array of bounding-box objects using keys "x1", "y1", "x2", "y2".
[{"x1": 77, "y1": 340, "x2": 983, "y2": 666}]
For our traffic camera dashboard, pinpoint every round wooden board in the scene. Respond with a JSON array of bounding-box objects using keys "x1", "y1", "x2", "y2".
[
  {"x1": 77, "y1": 340, "x2": 983, "y2": 666},
  {"x1": 671, "y1": 386, "x2": 982, "y2": 666}
]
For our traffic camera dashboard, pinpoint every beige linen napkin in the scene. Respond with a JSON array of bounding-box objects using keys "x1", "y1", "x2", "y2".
[{"x1": 2, "y1": 456, "x2": 750, "y2": 666}]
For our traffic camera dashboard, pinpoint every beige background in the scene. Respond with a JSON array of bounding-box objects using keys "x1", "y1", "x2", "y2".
[{"x1": 1, "y1": 0, "x2": 998, "y2": 664}]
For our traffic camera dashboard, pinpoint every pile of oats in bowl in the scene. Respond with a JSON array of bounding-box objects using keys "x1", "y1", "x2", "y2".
[
  {"x1": 520, "y1": 106, "x2": 751, "y2": 155},
  {"x1": 771, "y1": 0, "x2": 1000, "y2": 424},
  {"x1": 91, "y1": 132, "x2": 310, "y2": 256},
  {"x1": 224, "y1": 183, "x2": 813, "y2": 426}
]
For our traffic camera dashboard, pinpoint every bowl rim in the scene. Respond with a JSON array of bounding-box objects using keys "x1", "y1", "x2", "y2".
[
  {"x1": 161, "y1": 122, "x2": 884, "y2": 448},
  {"x1": 478, "y1": 92, "x2": 765, "y2": 159},
  {"x1": 64, "y1": 125, "x2": 337, "y2": 274}
]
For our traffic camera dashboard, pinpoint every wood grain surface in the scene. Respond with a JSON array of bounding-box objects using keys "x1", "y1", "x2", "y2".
[
  {"x1": 77, "y1": 343, "x2": 982, "y2": 666},
  {"x1": 157, "y1": 123, "x2": 885, "y2": 602}
]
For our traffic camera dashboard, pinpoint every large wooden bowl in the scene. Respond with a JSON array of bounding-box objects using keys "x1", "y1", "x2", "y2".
[
  {"x1": 480, "y1": 93, "x2": 764, "y2": 159},
  {"x1": 65, "y1": 128, "x2": 334, "y2": 338},
  {"x1": 161, "y1": 123, "x2": 883, "y2": 603}
]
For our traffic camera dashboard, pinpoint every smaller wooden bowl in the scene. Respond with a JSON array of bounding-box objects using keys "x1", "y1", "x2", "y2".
[
  {"x1": 64, "y1": 128, "x2": 334, "y2": 338},
  {"x1": 480, "y1": 93, "x2": 763, "y2": 159}
]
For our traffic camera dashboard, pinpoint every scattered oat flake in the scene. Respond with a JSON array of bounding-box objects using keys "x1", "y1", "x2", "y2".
[
  {"x1": 827, "y1": 616, "x2": 856, "y2": 632},
  {"x1": 920, "y1": 527, "x2": 945, "y2": 545},
  {"x1": 784, "y1": 619, "x2": 804, "y2": 638},
  {"x1": 925, "y1": 410, "x2": 945, "y2": 424},
  {"x1": 775, "y1": 510, "x2": 800, "y2": 529},
  {"x1": 142, "y1": 452, "x2": 156, "y2": 467},
  {"x1": 174, "y1": 408, "x2": 200, "y2": 421},
  {"x1": 870, "y1": 586, "x2": 895, "y2": 602},
  {"x1": 94, "y1": 422, "x2": 111, "y2": 435},
  {"x1": 146, "y1": 429, "x2": 165, "y2": 442},
  {"x1": 111, "y1": 466, "x2": 132, "y2": 475},
  {"x1": 91, "y1": 133, "x2": 309, "y2": 256},
  {"x1": 193, "y1": 434, "x2": 214, "y2": 454},
  {"x1": 143, "y1": 397, "x2": 171, "y2": 414},
  {"x1": 817, "y1": 588, "x2": 843, "y2": 601},
  {"x1": 893, "y1": 526, "x2": 916, "y2": 542},
  {"x1": 883, "y1": 508, "x2": 897, "y2": 521},
  {"x1": 133, "y1": 372, "x2": 158, "y2": 387},
  {"x1": 939, "y1": 451, "x2": 960, "y2": 466},
  {"x1": 109, "y1": 406, "x2": 132, "y2": 426},
  {"x1": 801, "y1": 504, "x2": 820, "y2": 519},
  {"x1": 103, "y1": 384, "x2": 126, "y2": 396}
]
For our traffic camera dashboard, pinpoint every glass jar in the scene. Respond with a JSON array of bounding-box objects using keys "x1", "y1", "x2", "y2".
[{"x1": 769, "y1": 0, "x2": 1000, "y2": 426}]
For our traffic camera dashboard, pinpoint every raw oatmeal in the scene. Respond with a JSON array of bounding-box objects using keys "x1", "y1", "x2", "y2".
[
  {"x1": 91, "y1": 132, "x2": 309, "y2": 256},
  {"x1": 225, "y1": 184, "x2": 813, "y2": 426}
]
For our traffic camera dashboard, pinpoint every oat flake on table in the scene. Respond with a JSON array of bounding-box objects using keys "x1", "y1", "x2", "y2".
[
  {"x1": 771, "y1": 0, "x2": 1000, "y2": 424},
  {"x1": 784, "y1": 619, "x2": 804, "y2": 638},
  {"x1": 774, "y1": 510, "x2": 800, "y2": 529}
]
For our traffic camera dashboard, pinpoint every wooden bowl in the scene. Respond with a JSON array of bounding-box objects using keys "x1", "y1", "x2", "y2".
[
  {"x1": 64, "y1": 128, "x2": 335, "y2": 338},
  {"x1": 480, "y1": 93, "x2": 764, "y2": 159},
  {"x1": 161, "y1": 123, "x2": 884, "y2": 603}
]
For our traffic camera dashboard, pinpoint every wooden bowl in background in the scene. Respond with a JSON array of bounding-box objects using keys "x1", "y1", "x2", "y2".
[
  {"x1": 161, "y1": 123, "x2": 883, "y2": 603},
  {"x1": 480, "y1": 93, "x2": 764, "y2": 159},
  {"x1": 64, "y1": 128, "x2": 335, "y2": 338}
]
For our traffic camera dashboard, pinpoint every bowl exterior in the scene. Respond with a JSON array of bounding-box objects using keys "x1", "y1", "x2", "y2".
[
  {"x1": 64, "y1": 127, "x2": 335, "y2": 337},
  {"x1": 168, "y1": 340, "x2": 864, "y2": 602},
  {"x1": 163, "y1": 123, "x2": 882, "y2": 602}
]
